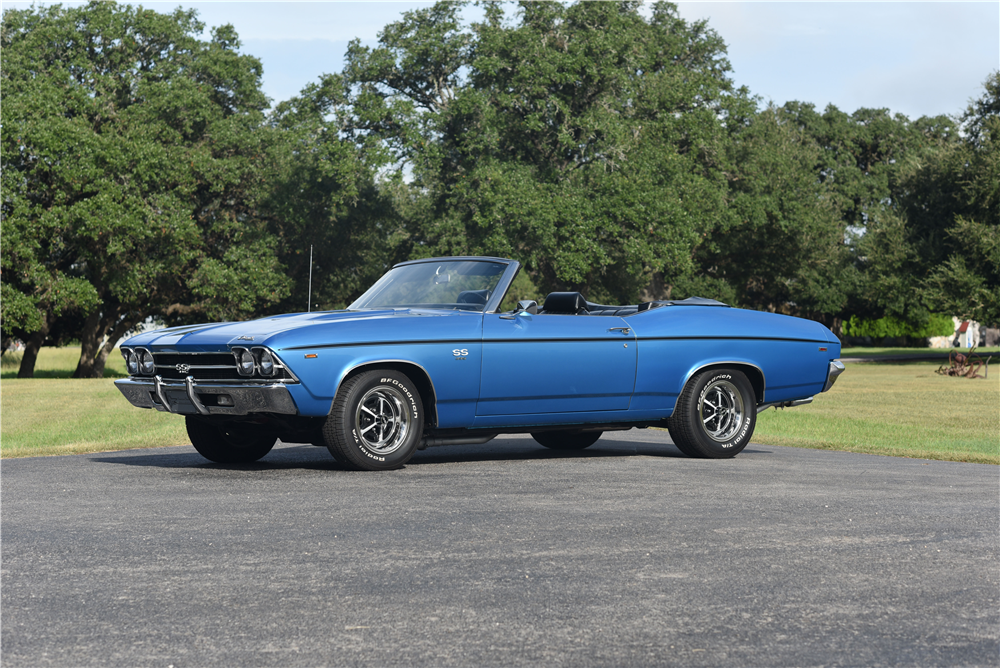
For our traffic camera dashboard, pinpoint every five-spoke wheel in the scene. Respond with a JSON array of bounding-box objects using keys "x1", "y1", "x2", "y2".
[
  {"x1": 698, "y1": 378, "x2": 746, "y2": 443},
  {"x1": 354, "y1": 385, "x2": 413, "y2": 456}
]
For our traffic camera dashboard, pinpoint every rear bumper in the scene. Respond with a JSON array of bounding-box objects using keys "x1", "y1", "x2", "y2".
[
  {"x1": 114, "y1": 376, "x2": 298, "y2": 416},
  {"x1": 755, "y1": 360, "x2": 845, "y2": 414},
  {"x1": 822, "y1": 360, "x2": 846, "y2": 393}
]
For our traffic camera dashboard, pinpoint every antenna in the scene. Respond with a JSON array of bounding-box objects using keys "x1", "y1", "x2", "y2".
[{"x1": 307, "y1": 245, "x2": 313, "y2": 313}]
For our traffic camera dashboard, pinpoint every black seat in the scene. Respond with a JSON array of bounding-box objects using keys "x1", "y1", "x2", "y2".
[
  {"x1": 456, "y1": 289, "x2": 490, "y2": 306},
  {"x1": 542, "y1": 292, "x2": 589, "y2": 315}
]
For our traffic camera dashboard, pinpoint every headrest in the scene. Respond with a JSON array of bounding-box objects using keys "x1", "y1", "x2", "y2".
[
  {"x1": 456, "y1": 289, "x2": 490, "y2": 305},
  {"x1": 542, "y1": 292, "x2": 588, "y2": 314}
]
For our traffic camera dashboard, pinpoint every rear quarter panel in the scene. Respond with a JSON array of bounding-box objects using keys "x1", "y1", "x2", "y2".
[{"x1": 627, "y1": 306, "x2": 840, "y2": 411}]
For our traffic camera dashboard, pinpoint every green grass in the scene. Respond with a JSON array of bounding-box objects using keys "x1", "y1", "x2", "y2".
[
  {"x1": 841, "y1": 346, "x2": 1000, "y2": 358},
  {"x1": 2, "y1": 347, "x2": 998, "y2": 462},
  {"x1": 1, "y1": 378, "x2": 188, "y2": 458},
  {"x1": 754, "y1": 360, "x2": 1000, "y2": 464},
  {"x1": 1, "y1": 346, "x2": 187, "y2": 458},
  {"x1": 1, "y1": 346, "x2": 128, "y2": 379}
]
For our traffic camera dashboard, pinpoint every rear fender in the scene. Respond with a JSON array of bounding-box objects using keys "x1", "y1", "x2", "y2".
[{"x1": 679, "y1": 360, "x2": 766, "y2": 405}]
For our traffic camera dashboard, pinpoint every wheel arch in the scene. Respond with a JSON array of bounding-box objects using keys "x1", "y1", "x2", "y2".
[
  {"x1": 680, "y1": 361, "x2": 765, "y2": 406},
  {"x1": 334, "y1": 360, "x2": 439, "y2": 427}
]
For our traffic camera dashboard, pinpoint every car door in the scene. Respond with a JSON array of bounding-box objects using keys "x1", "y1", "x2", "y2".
[{"x1": 476, "y1": 312, "x2": 637, "y2": 415}]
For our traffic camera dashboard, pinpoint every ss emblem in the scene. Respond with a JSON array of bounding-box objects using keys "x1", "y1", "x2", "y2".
[
  {"x1": 176, "y1": 363, "x2": 190, "y2": 373},
  {"x1": 452, "y1": 349, "x2": 469, "y2": 358}
]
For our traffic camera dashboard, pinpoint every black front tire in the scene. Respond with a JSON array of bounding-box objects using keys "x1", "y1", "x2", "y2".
[
  {"x1": 667, "y1": 368, "x2": 756, "y2": 459},
  {"x1": 186, "y1": 417, "x2": 277, "y2": 464},
  {"x1": 321, "y1": 370, "x2": 424, "y2": 471},
  {"x1": 531, "y1": 430, "x2": 602, "y2": 450}
]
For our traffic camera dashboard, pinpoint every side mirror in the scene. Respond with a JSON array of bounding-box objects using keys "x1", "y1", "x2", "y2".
[{"x1": 516, "y1": 300, "x2": 538, "y2": 315}]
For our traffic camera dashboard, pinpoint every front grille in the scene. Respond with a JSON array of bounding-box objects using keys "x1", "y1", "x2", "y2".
[{"x1": 142, "y1": 350, "x2": 294, "y2": 382}]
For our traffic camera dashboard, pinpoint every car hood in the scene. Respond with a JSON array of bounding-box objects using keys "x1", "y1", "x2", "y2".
[{"x1": 123, "y1": 309, "x2": 467, "y2": 351}]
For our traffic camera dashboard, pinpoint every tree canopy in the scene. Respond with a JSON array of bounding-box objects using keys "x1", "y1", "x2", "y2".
[
  {"x1": 1, "y1": 1, "x2": 290, "y2": 376},
  {"x1": 2, "y1": 1, "x2": 997, "y2": 379}
]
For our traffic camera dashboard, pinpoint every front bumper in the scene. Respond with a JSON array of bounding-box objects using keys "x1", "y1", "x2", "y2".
[{"x1": 114, "y1": 376, "x2": 298, "y2": 416}]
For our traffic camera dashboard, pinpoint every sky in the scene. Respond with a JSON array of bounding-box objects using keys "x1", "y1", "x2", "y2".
[{"x1": 4, "y1": 1, "x2": 998, "y2": 119}]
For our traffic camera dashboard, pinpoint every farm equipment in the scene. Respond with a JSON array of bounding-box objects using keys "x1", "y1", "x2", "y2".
[{"x1": 936, "y1": 346, "x2": 991, "y2": 379}]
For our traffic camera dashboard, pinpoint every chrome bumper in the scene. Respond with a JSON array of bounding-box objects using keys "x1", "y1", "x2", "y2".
[
  {"x1": 822, "y1": 360, "x2": 846, "y2": 393},
  {"x1": 114, "y1": 376, "x2": 298, "y2": 416}
]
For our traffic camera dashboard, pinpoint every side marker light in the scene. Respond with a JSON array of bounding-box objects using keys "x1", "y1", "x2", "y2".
[{"x1": 305, "y1": 353, "x2": 318, "y2": 359}]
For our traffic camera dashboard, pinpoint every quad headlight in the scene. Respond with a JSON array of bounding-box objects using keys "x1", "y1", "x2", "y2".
[
  {"x1": 258, "y1": 350, "x2": 275, "y2": 376},
  {"x1": 232, "y1": 347, "x2": 283, "y2": 378},
  {"x1": 139, "y1": 349, "x2": 156, "y2": 375},
  {"x1": 123, "y1": 349, "x2": 139, "y2": 376},
  {"x1": 238, "y1": 349, "x2": 255, "y2": 376}
]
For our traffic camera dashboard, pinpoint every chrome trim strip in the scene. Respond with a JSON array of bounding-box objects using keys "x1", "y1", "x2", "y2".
[
  {"x1": 484, "y1": 260, "x2": 521, "y2": 314},
  {"x1": 185, "y1": 376, "x2": 211, "y2": 415},
  {"x1": 680, "y1": 360, "x2": 767, "y2": 405},
  {"x1": 394, "y1": 255, "x2": 515, "y2": 268},
  {"x1": 125, "y1": 346, "x2": 298, "y2": 381},
  {"x1": 153, "y1": 375, "x2": 172, "y2": 411},
  {"x1": 822, "y1": 360, "x2": 846, "y2": 392},
  {"x1": 267, "y1": 349, "x2": 299, "y2": 382},
  {"x1": 137, "y1": 379, "x2": 292, "y2": 390},
  {"x1": 124, "y1": 349, "x2": 236, "y2": 356},
  {"x1": 332, "y1": 359, "x2": 441, "y2": 426},
  {"x1": 160, "y1": 378, "x2": 297, "y2": 385}
]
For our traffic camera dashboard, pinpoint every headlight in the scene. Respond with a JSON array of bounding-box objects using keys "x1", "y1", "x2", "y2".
[
  {"x1": 139, "y1": 350, "x2": 155, "y2": 375},
  {"x1": 238, "y1": 350, "x2": 255, "y2": 376},
  {"x1": 123, "y1": 350, "x2": 139, "y2": 375},
  {"x1": 258, "y1": 350, "x2": 275, "y2": 376}
]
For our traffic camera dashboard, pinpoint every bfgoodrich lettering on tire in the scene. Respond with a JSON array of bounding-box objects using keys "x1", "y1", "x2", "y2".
[
  {"x1": 667, "y1": 368, "x2": 756, "y2": 459},
  {"x1": 322, "y1": 369, "x2": 424, "y2": 471}
]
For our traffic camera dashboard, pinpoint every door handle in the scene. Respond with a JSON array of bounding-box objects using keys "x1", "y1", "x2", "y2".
[{"x1": 608, "y1": 327, "x2": 631, "y2": 335}]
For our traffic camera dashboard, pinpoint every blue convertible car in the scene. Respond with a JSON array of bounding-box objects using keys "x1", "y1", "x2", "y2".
[{"x1": 116, "y1": 256, "x2": 844, "y2": 469}]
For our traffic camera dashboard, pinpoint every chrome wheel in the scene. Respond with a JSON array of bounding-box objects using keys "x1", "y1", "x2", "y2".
[
  {"x1": 698, "y1": 378, "x2": 746, "y2": 443},
  {"x1": 355, "y1": 385, "x2": 411, "y2": 455}
]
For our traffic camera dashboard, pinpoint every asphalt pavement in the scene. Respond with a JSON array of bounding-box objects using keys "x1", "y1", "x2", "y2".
[{"x1": 2, "y1": 431, "x2": 998, "y2": 667}]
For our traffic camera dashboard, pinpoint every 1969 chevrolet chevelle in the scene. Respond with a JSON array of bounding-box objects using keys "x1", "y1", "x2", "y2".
[{"x1": 116, "y1": 256, "x2": 844, "y2": 470}]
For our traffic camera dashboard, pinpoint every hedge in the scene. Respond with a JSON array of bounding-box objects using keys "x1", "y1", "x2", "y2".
[{"x1": 842, "y1": 313, "x2": 955, "y2": 339}]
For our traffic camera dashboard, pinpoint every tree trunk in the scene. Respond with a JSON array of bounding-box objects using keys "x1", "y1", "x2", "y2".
[
  {"x1": 94, "y1": 317, "x2": 139, "y2": 378},
  {"x1": 17, "y1": 316, "x2": 50, "y2": 378},
  {"x1": 73, "y1": 304, "x2": 129, "y2": 379},
  {"x1": 830, "y1": 317, "x2": 844, "y2": 342},
  {"x1": 73, "y1": 310, "x2": 105, "y2": 378}
]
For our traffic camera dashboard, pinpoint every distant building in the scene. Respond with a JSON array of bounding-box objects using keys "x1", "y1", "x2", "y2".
[{"x1": 929, "y1": 317, "x2": 988, "y2": 349}]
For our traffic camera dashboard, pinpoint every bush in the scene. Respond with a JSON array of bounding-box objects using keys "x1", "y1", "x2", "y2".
[{"x1": 843, "y1": 313, "x2": 955, "y2": 339}]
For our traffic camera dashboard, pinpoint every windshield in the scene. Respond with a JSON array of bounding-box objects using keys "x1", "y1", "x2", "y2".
[{"x1": 349, "y1": 260, "x2": 507, "y2": 312}]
